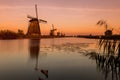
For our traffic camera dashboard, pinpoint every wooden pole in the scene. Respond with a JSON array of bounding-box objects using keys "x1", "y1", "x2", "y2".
[{"x1": 35, "y1": 4, "x2": 38, "y2": 19}]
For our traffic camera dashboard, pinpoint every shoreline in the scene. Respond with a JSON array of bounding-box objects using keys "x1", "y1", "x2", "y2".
[
  {"x1": 77, "y1": 35, "x2": 120, "y2": 40},
  {"x1": 0, "y1": 36, "x2": 73, "y2": 40}
]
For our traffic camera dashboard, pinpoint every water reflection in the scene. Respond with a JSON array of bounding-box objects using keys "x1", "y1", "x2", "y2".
[
  {"x1": 29, "y1": 39, "x2": 40, "y2": 60},
  {"x1": 53, "y1": 42, "x2": 92, "y2": 53},
  {"x1": 29, "y1": 39, "x2": 48, "y2": 80},
  {"x1": 51, "y1": 38, "x2": 55, "y2": 52}
]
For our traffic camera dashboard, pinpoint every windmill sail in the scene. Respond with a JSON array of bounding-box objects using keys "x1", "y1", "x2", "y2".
[
  {"x1": 27, "y1": 15, "x2": 36, "y2": 19},
  {"x1": 39, "y1": 19, "x2": 47, "y2": 23}
]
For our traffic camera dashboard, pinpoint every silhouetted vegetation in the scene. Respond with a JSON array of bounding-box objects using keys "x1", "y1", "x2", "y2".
[
  {"x1": 97, "y1": 20, "x2": 114, "y2": 37},
  {"x1": 98, "y1": 38, "x2": 120, "y2": 56},
  {"x1": 85, "y1": 51, "x2": 120, "y2": 80},
  {"x1": 83, "y1": 36, "x2": 120, "y2": 80},
  {"x1": 0, "y1": 30, "x2": 18, "y2": 39},
  {"x1": 0, "y1": 29, "x2": 25, "y2": 39},
  {"x1": 77, "y1": 20, "x2": 120, "y2": 40}
]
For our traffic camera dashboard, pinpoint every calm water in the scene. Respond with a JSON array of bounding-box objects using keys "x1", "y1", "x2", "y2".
[{"x1": 0, "y1": 38, "x2": 115, "y2": 80}]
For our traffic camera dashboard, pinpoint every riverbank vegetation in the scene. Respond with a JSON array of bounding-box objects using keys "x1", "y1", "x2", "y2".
[
  {"x1": 0, "y1": 29, "x2": 66, "y2": 39},
  {"x1": 77, "y1": 20, "x2": 120, "y2": 40},
  {"x1": 0, "y1": 29, "x2": 25, "y2": 39}
]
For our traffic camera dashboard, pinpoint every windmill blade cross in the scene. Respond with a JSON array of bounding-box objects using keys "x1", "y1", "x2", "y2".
[
  {"x1": 27, "y1": 15, "x2": 36, "y2": 19},
  {"x1": 39, "y1": 19, "x2": 47, "y2": 23}
]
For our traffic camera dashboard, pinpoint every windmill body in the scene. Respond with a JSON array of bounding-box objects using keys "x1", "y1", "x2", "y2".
[{"x1": 27, "y1": 18, "x2": 40, "y2": 36}]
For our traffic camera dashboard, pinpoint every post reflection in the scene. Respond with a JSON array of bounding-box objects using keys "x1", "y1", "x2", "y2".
[{"x1": 29, "y1": 39, "x2": 48, "y2": 80}]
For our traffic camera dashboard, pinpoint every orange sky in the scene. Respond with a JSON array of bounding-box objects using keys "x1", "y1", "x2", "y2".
[{"x1": 0, "y1": 0, "x2": 120, "y2": 35}]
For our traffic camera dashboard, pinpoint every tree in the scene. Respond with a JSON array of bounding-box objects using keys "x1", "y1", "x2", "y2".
[
  {"x1": 97, "y1": 20, "x2": 108, "y2": 30},
  {"x1": 97, "y1": 20, "x2": 113, "y2": 36},
  {"x1": 18, "y1": 29, "x2": 24, "y2": 35}
]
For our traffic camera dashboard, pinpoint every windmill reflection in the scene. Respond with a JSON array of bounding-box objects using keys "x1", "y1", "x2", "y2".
[
  {"x1": 85, "y1": 38, "x2": 120, "y2": 80},
  {"x1": 29, "y1": 39, "x2": 40, "y2": 70},
  {"x1": 29, "y1": 39, "x2": 48, "y2": 80}
]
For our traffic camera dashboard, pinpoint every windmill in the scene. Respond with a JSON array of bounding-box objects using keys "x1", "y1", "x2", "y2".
[
  {"x1": 27, "y1": 4, "x2": 47, "y2": 38},
  {"x1": 50, "y1": 24, "x2": 57, "y2": 37}
]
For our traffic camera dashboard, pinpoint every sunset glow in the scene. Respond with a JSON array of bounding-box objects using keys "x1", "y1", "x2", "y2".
[{"x1": 0, "y1": 0, "x2": 120, "y2": 35}]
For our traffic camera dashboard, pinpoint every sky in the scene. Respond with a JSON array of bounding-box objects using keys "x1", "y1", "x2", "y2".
[{"x1": 0, "y1": 0, "x2": 120, "y2": 35}]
